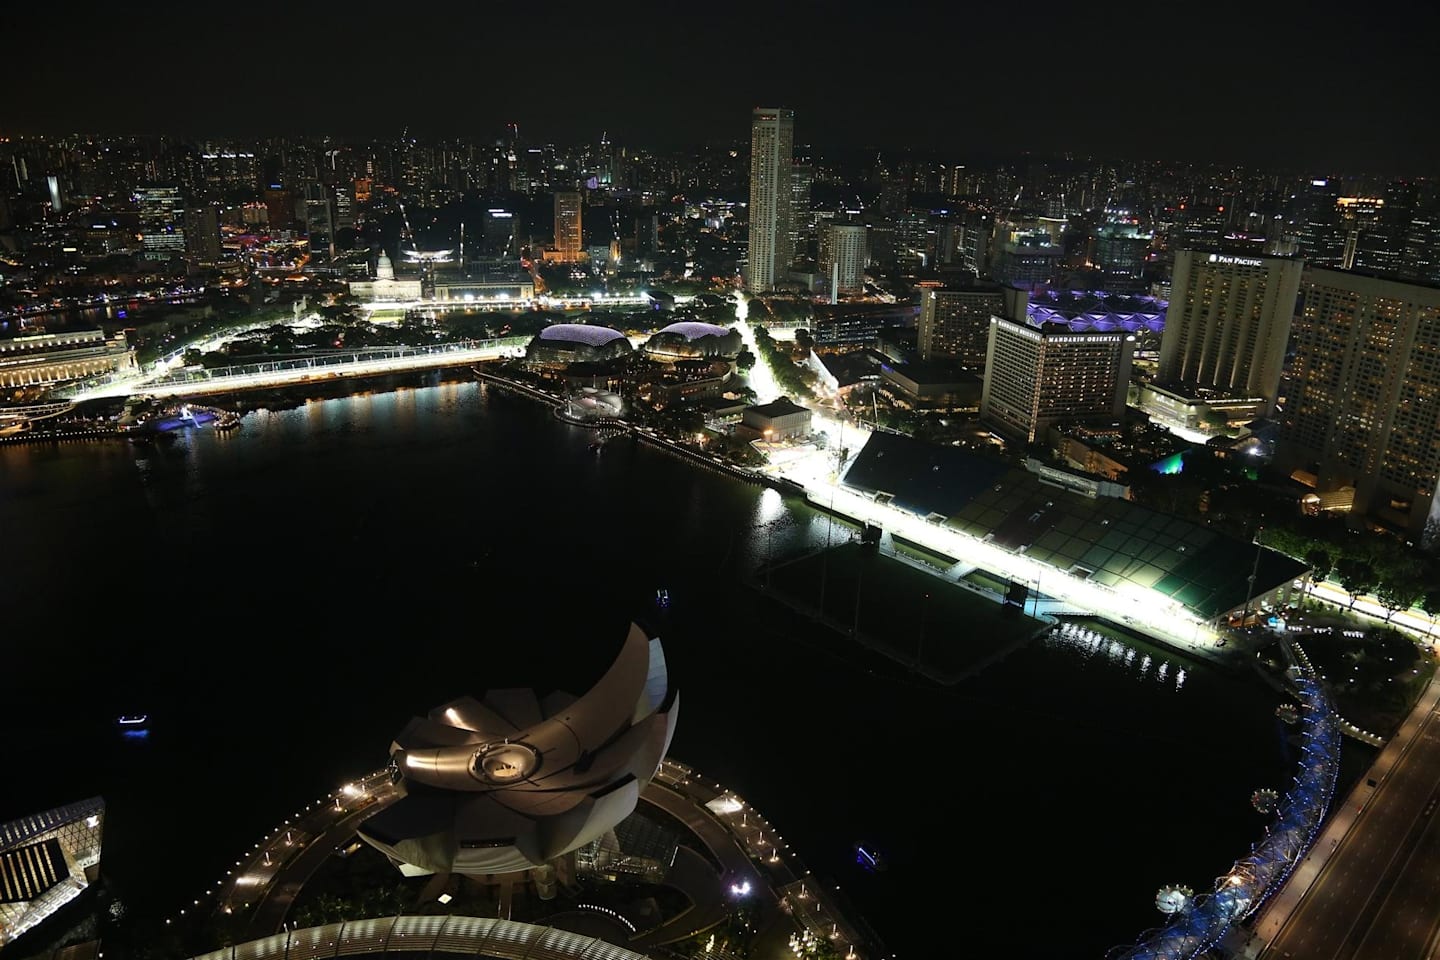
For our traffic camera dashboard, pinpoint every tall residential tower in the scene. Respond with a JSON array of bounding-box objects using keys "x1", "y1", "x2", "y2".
[{"x1": 746, "y1": 108, "x2": 794, "y2": 292}]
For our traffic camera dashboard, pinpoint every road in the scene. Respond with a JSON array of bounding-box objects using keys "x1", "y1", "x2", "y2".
[
  {"x1": 1308, "y1": 580, "x2": 1440, "y2": 645},
  {"x1": 67, "y1": 339, "x2": 525, "y2": 401},
  {"x1": 1251, "y1": 670, "x2": 1440, "y2": 959}
]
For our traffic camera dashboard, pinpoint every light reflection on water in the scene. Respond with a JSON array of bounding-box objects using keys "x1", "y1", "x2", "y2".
[{"x1": 1046, "y1": 620, "x2": 1189, "y2": 691}]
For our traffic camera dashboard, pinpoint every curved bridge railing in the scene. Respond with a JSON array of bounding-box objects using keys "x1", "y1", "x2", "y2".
[{"x1": 1105, "y1": 641, "x2": 1340, "y2": 959}]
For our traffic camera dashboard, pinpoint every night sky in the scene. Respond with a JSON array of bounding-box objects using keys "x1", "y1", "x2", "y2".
[{"x1": 8, "y1": 0, "x2": 1437, "y2": 172}]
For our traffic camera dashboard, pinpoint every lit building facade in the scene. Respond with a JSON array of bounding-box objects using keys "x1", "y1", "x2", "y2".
[
  {"x1": 553, "y1": 191, "x2": 583, "y2": 262},
  {"x1": 1156, "y1": 250, "x2": 1303, "y2": 417},
  {"x1": 980, "y1": 318, "x2": 1134, "y2": 445},
  {"x1": 743, "y1": 397, "x2": 812, "y2": 440},
  {"x1": 347, "y1": 251, "x2": 422, "y2": 301},
  {"x1": 0, "y1": 798, "x2": 104, "y2": 949},
  {"x1": 183, "y1": 204, "x2": 222, "y2": 265},
  {"x1": 746, "y1": 108, "x2": 794, "y2": 292},
  {"x1": 992, "y1": 235, "x2": 1063, "y2": 289},
  {"x1": 1280, "y1": 268, "x2": 1440, "y2": 546},
  {"x1": 0, "y1": 330, "x2": 135, "y2": 389},
  {"x1": 136, "y1": 185, "x2": 185, "y2": 260},
  {"x1": 1093, "y1": 222, "x2": 1152, "y2": 290},
  {"x1": 823, "y1": 223, "x2": 866, "y2": 301},
  {"x1": 917, "y1": 283, "x2": 1007, "y2": 363}
]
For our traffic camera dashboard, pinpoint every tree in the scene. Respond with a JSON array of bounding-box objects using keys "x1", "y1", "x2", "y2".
[
  {"x1": 736, "y1": 348, "x2": 756, "y2": 371},
  {"x1": 1335, "y1": 557, "x2": 1378, "y2": 610},
  {"x1": 1422, "y1": 588, "x2": 1440, "y2": 637},
  {"x1": 1378, "y1": 575, "x2": 1424, "y2": 623},
  {"x1": 794, "y1": 328, "x2": 815, "y2": 351},
  {"x1": 1305, "y1": 546, "x2": 1335, "y2": 595}
]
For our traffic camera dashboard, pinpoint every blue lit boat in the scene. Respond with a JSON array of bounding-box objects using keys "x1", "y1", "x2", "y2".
[
  {"x1": 854, "y1": 843, "x2": 887, "y2": 872},
  {"x1": 116, "y1": 714, "x2": 150, "y2": 739}
]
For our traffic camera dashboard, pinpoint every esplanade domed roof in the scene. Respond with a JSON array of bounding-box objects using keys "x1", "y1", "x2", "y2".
[
  {"x1": 657, "y1": 321, "x2": 732, "y2": 341},
  {"x1": 537, "y1": 324, "x2": 628, "y2": 347}
]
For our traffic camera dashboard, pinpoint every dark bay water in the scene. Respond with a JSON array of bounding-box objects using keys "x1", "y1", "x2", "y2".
[{"x1": 0, "y1": 376, "x2": 1294, "y2": 957}]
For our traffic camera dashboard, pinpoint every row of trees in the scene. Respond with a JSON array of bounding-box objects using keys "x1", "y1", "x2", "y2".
[
  {"x1": 750, "y1": 324, "x2": 819, "y2": 401},
  {"x1": 1261, "y1": 524, "x2": 1440, "y2": 625}
]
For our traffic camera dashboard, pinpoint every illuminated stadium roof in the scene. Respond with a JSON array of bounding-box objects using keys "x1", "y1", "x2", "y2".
[
  {"x1": 538, "y1": 324, "x2": 628, "y2": 347},
  {"x1": 187, "y1": 916, "x2": 652, "y2": 960},
  {"x1": 658, "y1": 321, "x2": 732, "y2": 341},
  {"x1": 842, "y1": 432, "x2": 1305, "y2": 619},
  {"x1": 1026, "y1": 289, "x2": 1167, "y2": 333}
]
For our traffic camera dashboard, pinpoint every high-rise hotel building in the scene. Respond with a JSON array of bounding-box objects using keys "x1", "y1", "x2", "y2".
[
  {"x1": 980, "y1": 318, "x2": 1134, "y2": 445},
  {"x1": 1157, "y1": 250, "x2": 1304, "y2": 417},
  {"x1": 746, "y1": 108, "x2": 794, "y2": 292},
  {"x1": 553, "y1": 190, "x2": 583, "y2": 262},
  {"x1": 1281, "y1": 269, "x2": 1440, "y2": 545}
]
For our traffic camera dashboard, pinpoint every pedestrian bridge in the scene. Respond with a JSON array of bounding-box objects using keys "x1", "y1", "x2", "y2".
[
  {"x1": 0, "y1": 402, "x2": 75, "y2": 431},
  {"x1": 1105, "y1": 640, "x2": 1340, "y2": 959}
]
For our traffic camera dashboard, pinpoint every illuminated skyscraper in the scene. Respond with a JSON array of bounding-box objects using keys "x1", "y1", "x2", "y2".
[
  {"x1": 135, "y1": 185, "x2": 185, "y2": 260},
  {"x1": 823, "y1": 223, "x2": 866, "y2": 301},
  {"x1": 1157, "y1": 249, "x2": 1303, "y2": 417},
  {"x1": 1281, "y1": 269, "x2": 1440, "y2": 546},
  {"x1": 980, "y1": 318, "x2": 1134, "y2": 445},
  {"x1": 554, "y1": 190, "x2": 583, "y2": 262},
  {"x1": 746, "y1": 107, "x2": 794, "y2": 292}
]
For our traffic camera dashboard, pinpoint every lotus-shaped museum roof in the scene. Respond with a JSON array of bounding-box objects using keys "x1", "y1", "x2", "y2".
[{"x1": 359, "y1": 624, "x2": 678, "y2": 876}]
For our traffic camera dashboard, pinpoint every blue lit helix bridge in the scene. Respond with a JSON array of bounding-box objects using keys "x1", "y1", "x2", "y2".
[{"x1": 1105, "y1": 642, "x2": 1340, "y2": 960}]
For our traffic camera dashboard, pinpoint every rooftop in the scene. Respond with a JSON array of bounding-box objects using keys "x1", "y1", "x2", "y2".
[
  {"x1": 747, "y1": 397, "x2": 810, "y2": 419},
  {"x1": 538, "y1": 323, "x2": 628, "y2": 347},
  {"x1": 658, "y1": 321, "x2": 732, "y2": 341}
]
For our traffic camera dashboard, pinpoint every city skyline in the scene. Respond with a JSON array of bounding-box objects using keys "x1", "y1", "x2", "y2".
[{"x1": 6, "y1": 1, "x2": 1438, "y2": 173}]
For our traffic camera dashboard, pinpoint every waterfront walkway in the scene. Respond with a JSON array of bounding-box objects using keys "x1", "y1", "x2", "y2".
[{"x1": 193, "y1": 758, "x2": 882, "y2": 960}]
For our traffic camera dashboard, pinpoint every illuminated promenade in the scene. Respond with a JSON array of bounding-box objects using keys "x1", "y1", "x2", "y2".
[
  {"x1": 193, "y1": 759, "x2": 880, "y2": 960},
  {"x1": 60, "y1": 337, "x2": 529, "y2": 402}
]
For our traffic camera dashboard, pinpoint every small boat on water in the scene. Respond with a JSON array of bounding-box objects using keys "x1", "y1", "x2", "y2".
[
  {"x1": 214, "y1": 412, "x2": 242, "y2": 433},
  {"x1": 116, "y1": 714, "x2": 150, "y2": 738},
  {"x1": 854, "y1": 843, "x2": 887, "y2": 872}
]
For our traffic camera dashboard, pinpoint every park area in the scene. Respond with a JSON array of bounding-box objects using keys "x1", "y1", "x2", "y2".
[{"x1": 1291, "y1": 621, "x2": 1436, "y2": 736}]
